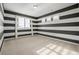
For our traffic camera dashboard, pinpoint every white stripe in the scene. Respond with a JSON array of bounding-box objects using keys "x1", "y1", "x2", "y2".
[
  {"x1": 0, "y1": 26, "x2": 4, "y2": 33},
  {"x1": 4, "y1": 27, "x2": 15, "y2": 30},
  {"x1": 33, "y1": 27, "x2": 38, "y2": 29},
  {"x1": 4, "y1": 33, "x2": 15, "y2": 37},
  {"x1": 38, "y1": 31, "x2": 79, "y2": 41},
  {"x1": 38, "y1": 26, "x2": 79, "y2": 31},
  {"x1": 32, "y1": 23, "x2": 38, "y2": 25},
  {"x1": 4, "y1": 13, "x2": 16, "y2": 18},
  {"x1": 17, "y1": 28, "x2": 31, "y2": 30},
  {"x1": 4, "y1": 20, "x2": 15, "y2": 24},
  {"x1": 33, "y1": 31, "x2": 38, "y2": 33}
]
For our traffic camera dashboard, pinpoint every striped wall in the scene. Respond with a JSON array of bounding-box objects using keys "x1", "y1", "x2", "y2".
[
  {"x1": 32, "y1": 20, "x2": 39, "y2": 34},
  {"x1": 4, "y1": 12, "x2": 35, "y2": 39},
  {"x1": 3, "y1": 3, "x2": 79, "y2": 44},
  {"x1": 0, "y1": 5, "x2": 4, "y2": 40},
  {"x1": 4, "y1": 14, "x2": 16, "y2": 39},
  {"x1": 33, "y1": 3, "x2": 79, "y2": 44},
  {"x1": 0, "y1": 3, "x2": 4, "y2": 50}
]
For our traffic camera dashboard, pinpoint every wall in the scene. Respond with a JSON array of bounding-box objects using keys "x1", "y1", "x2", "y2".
[
  {"x1": 4, "y1": 13, "x2": 16, "y2": 39},
  {"x1": 33, "y1": 3, "x2": 79, "y2": 44},
  {"x1": 0, "y1": 3, "x2": 4, "y2": 50},
  {"x1": 4, "y1": 11, "x2": 36, "y2": 39}
]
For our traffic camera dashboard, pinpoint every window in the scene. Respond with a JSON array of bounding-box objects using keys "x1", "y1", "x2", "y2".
[
  {"x1": 47, "y1": 17, "x2": 51, "y2": 22},
  {"x1": 18, "y1": 17, "x2": 30, "y2": 28},
  {"x1": 53, "y1": 15, "x2": 59, "y2": 22},
  {"x1": 18, "y1": 17, "x2": 25, "y2": 28},
  {"x1": 42, "y1": 18, "x2": 45, "y2": 23},
  {"x1": 25, "y1": 18, "x2": 30, "y2": 28}
]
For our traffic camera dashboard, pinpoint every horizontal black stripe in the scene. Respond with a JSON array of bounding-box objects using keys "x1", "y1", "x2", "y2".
[
  {"x1": 18, "y1": 33, "x2": 31, "y2": 37},
  {"x1": 33, "y1": 29, "x2": 38, "y2": 31},
  {"x1": 4, "y1": 10, "x2": 38, "y2": 19},
  {"x1": 32, "y1": 20, "x2": 41, "y2": 23},
  {"x1": 4, "y1": 29, "x2": 31, "y2": 33},
  {"x1": 18, "y1": 29, "x2": 31, "y2": 32},
  {"x1": 60, "y1": 13, "x2": 79, "y2": 20},
  {"x1": 4, "y1": 23, "x2": 15, "y2": 27},
  {"x1": 4, "y1": 34, "x2": 31, "y2": 39},
  {"x1": 33, "y1": 22, "x2": 79, "y2": 27},
  {"x1": 33, "y1": 25, "x2": 38, "y2": 27},
  {"x1": 33, "y1": 33, "x2": 38, "y2": 35},
  {"x1": 4, "y1": 35, "x2": 15, "y2": 39},
  {"x1": 37, "y1": 29, "x2": 79, "y2": 36},
  {"x1": 34, "y1": 33, "x2": 38, "y2": 34},
  {"x1": 38, "y1": 3, "x2": 79, "y2": 18},
  {"x1": 4, "y1": 30, "x2": 15, "y2": 33},
  {"x1": 4, "y1": 17, "x2": 15, "y2": 21},
  {"x1": 36, "y1": 33, "x2": 79, "y2": 44}
]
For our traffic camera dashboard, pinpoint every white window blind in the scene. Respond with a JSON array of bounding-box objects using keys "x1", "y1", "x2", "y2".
[
  {"x1": 18, "y1": 17, "x2": 25, "y2": 28},
  {"x1": 25, "y1": 18, "x2": 30, "y2": 28}
]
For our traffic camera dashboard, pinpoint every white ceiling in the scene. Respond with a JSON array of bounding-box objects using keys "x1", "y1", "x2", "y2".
[{"x1": 3, "y1": 3, "x2": 75, "y2": 17}]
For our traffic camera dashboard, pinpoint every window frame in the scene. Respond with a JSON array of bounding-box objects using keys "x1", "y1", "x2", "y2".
[{"x1": 17, "y1": 17, "x2": 30, "y2": 29}]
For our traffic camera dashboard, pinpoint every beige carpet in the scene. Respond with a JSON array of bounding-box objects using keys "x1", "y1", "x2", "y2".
[{"x1": 0, "y1": 35, "x2": 79, "y2": 55}]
